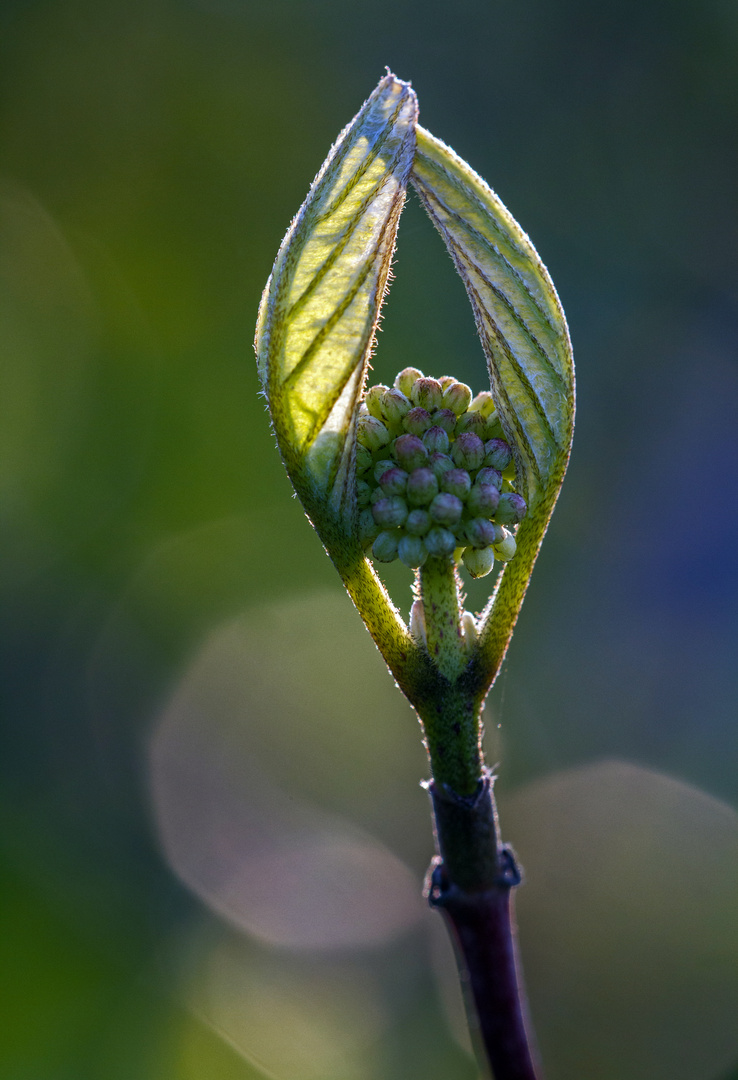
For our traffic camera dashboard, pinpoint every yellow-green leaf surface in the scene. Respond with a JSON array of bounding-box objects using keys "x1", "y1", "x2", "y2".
[
  {"x1": 255, "y1": 75, "x2": 417, "y2": 528},
  {"x1": 411, "y1": 125, "x2": 574, "y2": 511}
]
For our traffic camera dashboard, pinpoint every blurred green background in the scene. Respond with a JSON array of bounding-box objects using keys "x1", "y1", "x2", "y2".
[{"x1": 2, "y1": 0, "x2": 738, "y2": 1077}]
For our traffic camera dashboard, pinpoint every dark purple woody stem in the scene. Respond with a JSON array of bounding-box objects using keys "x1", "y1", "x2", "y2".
[{"x1": 426, "y1": 773, "x2": 542, "y2": 1080}]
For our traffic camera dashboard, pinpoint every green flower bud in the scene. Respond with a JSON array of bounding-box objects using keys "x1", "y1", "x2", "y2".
[
  {"x1": 356, "y1": 479, "x2": 372, "y2": 507},
  {"x1": 484, "y1": 438, "x2": 513, "y2": 472},
  {"x1": 424, "y1": 526, "x2": 457, "y2": 557},
  {"x1": 355, "y1": 444, "x2": 373, "y2": 474},
  {"x1": 451, "y1": 432, "x2": 486, "y2": 471},
  {"x1": 372, "y1": 529, "x2": 400, "y2": 562},
  {"x1": 406, "y1": 467, "x2": 439, "y2": 506},
  {"x1": 381, "y1": 387, "x2": 412, "y2": 427},
  {"x1": 411, "y1": 377, "x2": 443, "y2": 412},
  {"x1": 462, "y1": 545, "x2": 496, "y2": 578},
  {"x1": 455, "y1": 411, "x2": 488, "y2": 438},
  {"x1": 429, "y1": 452, "x2": 455, "y2": 480},
  {"x1": 430, "y1": 408, "x2": 457, "y2": 435},
  {"x1": 467, "y1": 482, "x2": 500, "y2": 517},
  {"x1": 359, "y1": 508, "x2": 381, "y2": 547},
  {"x1": 476, "y1": 466, "x2": 502, "y2": 489},
  {"x1": 440, "y1": 468, "x2": 472, "y2": 500},
  {"x1": 442, "y1": 380, "x2": 472, "y2": 416},
  {"x1": 398, "y1": 534, "x2": 428, "y2": 568},
  {"x1": 493, "y1": 528, "x2": 517, "y2": 561},
  {"x1": 438, "y1": 375, "x2": 456, "y2": 389},
  {"x1": 484, "y1": 411, "x2": 505, "y2": 441},
  {"x1": 357, "y1": 413, "x2": 391, "y2": 451},
  {"x1": 495, "y1": 492, "x2": 527, "y2": 524},
  {"x1": 378, "y1": 466, "x2": 408, "y2": 496},
  {"x1": 395, "y1": 366, "x2": 424, "y2": 398},
  {"x1": 405, "y1": 508, "x2": 432, "y2": 536},
  {"x1": 372, "y1": 495, "x2": 408, "y2": 528},
  {"x1": 373, "y1": 458, "x2": 396, "y2": 483},
  {"x1": 365, "y1": 384, "x2": 389, "y2": 420},
  {"x1": 393, "y1": 433, "x2": 429, "y2": 471},
  {"x1": 468, "y1": 390, "x2": 496, "y2": 417},
  {"x1": 403, "y1": 406, "x2": 433, "y2": 436},
  {"x1": 422, "y1": 425, "x2": 450, "y2": 455},
  {"x1": 429, "y1": 492, "x2": 463, "y2": 527},
  {"x1": 464, "y1": 517, "x2": 498, "y2": 548}
]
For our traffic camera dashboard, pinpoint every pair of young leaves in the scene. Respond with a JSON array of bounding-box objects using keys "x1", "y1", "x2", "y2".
[{"x1": 255, "y1": 73, "x2": 574, "y2": 700}]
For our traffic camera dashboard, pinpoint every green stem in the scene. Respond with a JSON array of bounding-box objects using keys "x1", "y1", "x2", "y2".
[{"x1": 418, "y1": 554, "x2": 465, "y2": 681}]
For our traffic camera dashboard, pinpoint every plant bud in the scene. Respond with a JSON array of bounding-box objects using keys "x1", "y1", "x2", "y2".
[
  {"x1": 438, "y1": 375, "x2": 456, "y2": 389},
  {"x1": 395, "y1": 366, "x2": 424, "y2": 398},
  {"x1": 442, "y1": 380, "x2": 472, "y2": 415},
  {"x1": 355, "y1": 444, "x2": 373, "y2": 474},
  {"x1": 371, "y1": 495, "x2": 408, "y2": 528},
  {"x1": 398, "y1": 534, "x2": 428, "y2": 568},
  {"x1": 393, "y1": 433, "x2": 429, "y2": 471},
  {"x1": 405, "y1": 508, "x2": 432, "y2": 535},
  {"x1": 370, "y1": 485, "x2": 386, "y2": 505},
  {"x1": 359, "y1": 508, "x2": 381, "y2": 546},
  {"x1": 493, "y1": 528, "x2": 517, "y2": 561},
  {"x1": 429, "y1": 452, "x2": 455, "y2": 480},
  {"x1": 440, "y1": 468, "x2": 471, "y2": 500},
  {"x1": 365, "y1": 383, "x2": 388, "y2": 420},
  {"x1": 462, "y1": 545, "x2": 496, "y2": 578},
  {"x1": 356, "y1": 479, "x2": 372, "y2": 507},
  {"x1": 455, "y1": 411, "x2": 487, "y2": 438},
  {"x1": 378, "y1": 466, "x2": 408, "y2": 496},
  {"x1": 464, "y1": 517, "x2": 498, "y2": 548},
  {"x1": 424, "y1": 527, "x2": 457, "y2": 557},
  {"x1": 406, "y1": 467, "x2": 439, "y2": 506},
  {"x1": 476, "y1": 466, "x2": 502, "y2": 489},
  {"x1": 495, "y1": 492, "x2": 527, "y2": 524},
  {"x1": 411, "y1": 377, "x2": 443, "y2": 412},
  {"x1": 403, "y1": 406, "x2": 433, "y2": 436},
  {"x1": 422, "y1": 425, "x2": 450, "y2": 454},
  {"x1": 373, "y1": 458, "x2": 396, "y2": 483},
  {"x1": 484, "y1": 438, "x2": 513, "y2": 471},
  {"x1": 467, "y1": 482, "x2": 500, "y2": 517},
  {"x1": 468, "y1": 390, "x2": 496, "y2": 417},
  {"x1": 451, "y1": 432, "x2": 486, "y2": 471},
  {"x1": 357, "y1": 413, "x2": 391, "y2": 451},
  {"x1": 381, "y1": 387, "x2": 412, "y2": 426},
  {"x1": 484, "y1": 411, "x2": 505, "y2": 440},
  {"x1": 429, "y1": 492, "x2": 463, "y2": 527},
  {"x1": 372, "y1": 529, "x2": 400, "y2": 563},
  {"x1": 430, "y1": 408, "x2": 457, "y2": 435}
]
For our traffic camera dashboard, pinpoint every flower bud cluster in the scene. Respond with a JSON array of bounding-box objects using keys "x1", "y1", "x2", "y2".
[{"x1": 356, "y1": 368, "x2": 527, "y2": 578}]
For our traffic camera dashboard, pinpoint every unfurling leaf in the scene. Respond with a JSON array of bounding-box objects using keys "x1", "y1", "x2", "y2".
[{"x1": 255, "y1": 74, "x2": 418, "y2": 534}]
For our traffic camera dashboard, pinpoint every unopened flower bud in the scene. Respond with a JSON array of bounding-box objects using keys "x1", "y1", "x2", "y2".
[
  {"x1": 395, "y1": 366, "x2": 424, "y2": 398},
  {"x1": 381, "y1": 387, "x2": 412, "y2": 426},
  {"x1": 424, "y1": 526, "x2": 457, "y2": 557},
  {"x1": 430, "y1": 408, "x2": 457, "y2": 435},
  {"x1": 365, "y1": 383, "x2": 388, "y2": 420},
  {"x1": 359, "y1": 508, "x2": 381, "y2": 546},
  {"x1": 405, "y1": 508, "x2": 432, "y2": 535},
  {"x1": 372, "y1": 495, "x2": 408, "y2": 529},
  {"x1": 476, "y1": 466, "x2": 502, "y2": 490},
  {"x1": 407, "y1": 467, "x2": 439, "y2": 507},
  {"x1": 357, "y1": 413, "x2": 390, "y2": 451},
  {"x1": 398, "y1": 534, "x2": 428, "y2": 568},
  {"x1": 403, "y1": 406, "x2": 432, "y2": 436},
  {"x1": 484, "y1": 411, "x2": 504, "y2": 440},
  {"x1": 493, "y1": 528, "x2": 517, "y2": 561},
  {"x1": 411, "y1": 377, "x2": 443, "y2": 412},
  {"x1": 465, "y1": 517, "x2": 498, "y2": 548},
  {"x1": 451, "y1": 432, "x2": 486, "y2": 471},
  {"x1": 468, "y1": 390, "x2": 496, "y2": 417},
  {"x1": 495, "y1": 492, "x2": 527, "y2": 524},
  {"x1": 372, "y1": 529, "x2": 400, "y2": 563},
  {"x1": 440, "y1": 468, "x2": 471, "y2": 500},
  {"x1": 463, "y1": 545, "x2": 496, "y2": 578},
  {"x1": 355, "y1": 444, "x2": 373, "y2": 474},
  {"x1": 429, "y1": 492, "x2": 463, "y2": 527},
  {"x1": 373, "y1": 458, "x2": 396, "y2": 483},
  {"x1": 429, "y1": 452, "x2": 455, "y2": 480},
  {"x1": 422, "y1": 425, "x2": 450, "y2": 454},
  {"x1": 378, "y1": 466, "x2": 408, "y2": 496},
  {"x1": 393, "y1": 433, "x2": 429, "y2": 471},
  {"x1": 356, "y1": 479, "x2": 372, "y2": 507},
  {"x1": 438, "y1": 375, "x2": 456, "y2": 389},
  {"x1": 467, "y1": 482, "x2": 500, "y2": 517},
  {"x1": 455, "y1": 411, "x2": 487, "y2": 438},
  {"x1": 484, "y1": 438, "x2": 513, "y2": 472},
  {"x1": 370, "y1": 485, "x2": 386, "y2": 505},
  {"x1": 442, "y1": 380, "x2": 472, "y2": 416}
]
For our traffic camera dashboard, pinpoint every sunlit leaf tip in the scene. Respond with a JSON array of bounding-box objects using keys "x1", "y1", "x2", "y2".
[{"x1": 255, "y1": 73, "x2": 418, "y2": 531}]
